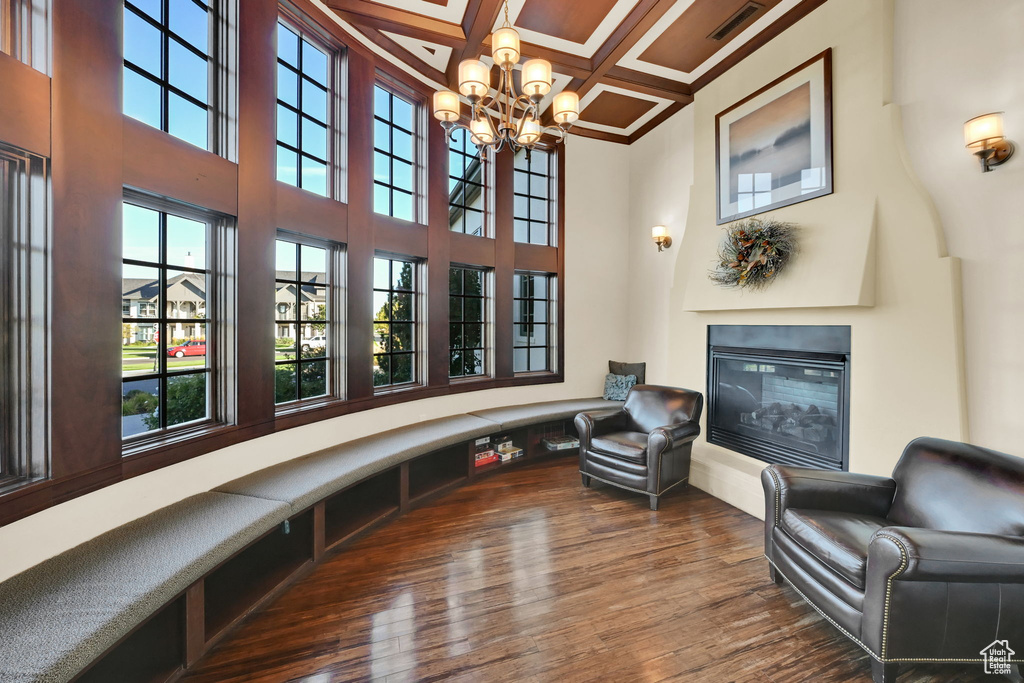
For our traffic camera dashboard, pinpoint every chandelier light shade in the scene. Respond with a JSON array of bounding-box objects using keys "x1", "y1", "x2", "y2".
[
  {"x1": 521, "y1": 59, "x2": 553, "y2": 98},
  {"x1": 491, "y1": 26, "x2": 521, "y2": 68},
  {"x1": 552, "y1": 91, "x2": 580, "y2": 125},
  {"x1": 457, "y1": 59, "x2": 490, "y2": 99},
  {"x1": 432, "y1": 90, "x2": 460, "y2": 122},
  {"x1": 432, "y1": 0, "x2": 578, "y2": 158}
]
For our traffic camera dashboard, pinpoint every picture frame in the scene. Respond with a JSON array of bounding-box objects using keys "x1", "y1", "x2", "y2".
[{"x1": 715, "y1": 48, "x2": 833, "y2": 225}]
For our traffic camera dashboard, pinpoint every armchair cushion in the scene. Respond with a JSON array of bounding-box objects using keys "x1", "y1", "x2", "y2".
[
  {"x1": 590, "y1": 431, "x2": 648, "y2": 463},
  {"x1": 781, "y1": 509, "x2": 889, "y2": 589}
]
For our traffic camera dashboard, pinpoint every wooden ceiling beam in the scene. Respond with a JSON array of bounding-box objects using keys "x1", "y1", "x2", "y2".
[
  {"x1": 325, "y1": 0, "x2": 466, "y2": 45},
  {"x1": 604, "y1": 66, "x2": 691, "y2": 99},
  {"x1": 445, "y1": 0, "x2": 504, "y2": 88},
  {"x1": 348, "y1": 23, "x2": 448, "y2": 85},
  {"x1": 575, "y1": 0, "x2": 682, "y2": 99}
]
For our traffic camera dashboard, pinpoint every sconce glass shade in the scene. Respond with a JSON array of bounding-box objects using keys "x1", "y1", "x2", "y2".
[
  {"x1": 552, "y1": 90, "x2": 580, "y2": 125},
  {"x1": 516, "y1": 117, "x2": 541, "y2": 146},
  {"x1": 470, "y1": 117, "x2": 495, "y2": 145},
  {"x1": 432, "y1": 90, "x2": 460, "y2": 122},
  {"x1": 964, "y1": 112, "x2": 1005, "y2": 148},
  {"x1": 491, "y1": 27, "x2": 521, "y2": 68},
  {"x1": 652, "y1": 225, "x2": 669, "y2": 239},
  {"x1": 521, "y1": 59, "x2": 553, "y2": 98},
  {"x1": 458, "y1": 60, "x2": 490, "y2": 99}
]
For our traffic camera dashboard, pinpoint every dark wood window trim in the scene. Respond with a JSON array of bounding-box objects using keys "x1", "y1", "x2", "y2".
[{"x1": 0, "y1": 0, "x2": 568, "y2": 526}]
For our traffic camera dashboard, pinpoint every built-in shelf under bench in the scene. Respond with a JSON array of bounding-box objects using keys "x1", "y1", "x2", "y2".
[{"x1": 0, "y1": 397, "x2": 619, "y2": 683}]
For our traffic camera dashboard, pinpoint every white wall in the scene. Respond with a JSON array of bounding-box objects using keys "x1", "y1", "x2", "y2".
[
  {"x1": 0, "y1": 136, "x2": 631, "y2": 582},
  {"x1": 892, "y1": 0, "x2": 1024, "y2": 456}
]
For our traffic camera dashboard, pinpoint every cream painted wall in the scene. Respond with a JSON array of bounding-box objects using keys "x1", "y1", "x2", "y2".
[
  {"x1": 892, "y1": 0, "x2": 1024, "y2": 456},
  {"x1": 0, "y1": 136, "x2": 631, "y2": 582},
  {"x1": 627, "y1": 0, "x2": 968, "y2": 519},
  {"x1": 625, "y1": 106, "x2": 694, "y2": 383}
]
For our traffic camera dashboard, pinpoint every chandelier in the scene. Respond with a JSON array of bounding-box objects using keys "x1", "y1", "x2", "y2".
[{"x1": 431, "y1": 1, "x2": 580, "y2": 157}]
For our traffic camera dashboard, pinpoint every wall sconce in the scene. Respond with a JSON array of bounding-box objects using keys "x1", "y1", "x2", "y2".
[
  {"x1": 652, "y1": 225, "x2": 672, "y2": 252},
  {"x1": 964, "y1": 112, "x2": 1014, "y2": 172}
]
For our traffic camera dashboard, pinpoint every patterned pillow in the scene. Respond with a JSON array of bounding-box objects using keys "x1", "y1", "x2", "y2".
[{"x1": 603, "y1": 373, "x2": 637, "y2": 401}]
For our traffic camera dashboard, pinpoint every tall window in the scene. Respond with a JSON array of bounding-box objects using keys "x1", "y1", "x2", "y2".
[
  {"x1": 276, "y1": 21, "x2": 332, "y2": 197},
  {"x1": 123, "y1": 0, "x2": 214, "y2": 150},
  {"x1": 0, "y1": 144, "x2": 47, "y2": 487},
  {"x1": 373, "y1": 256, "x2": 417, "y2": 388},
  {"x1": 449, "y1": 267, "x2": 487, "y2": 378},
  {"x1": 1, "y1": 0, "x2": 48, "y2": 71},
  {"x1": 448, "y1": 129, "x2": 486, "y2": 235},
  {"x1": 373, "y1": 85, "x2": 416, "y2": 222},
  {"x1": 122, "y1": 199, "x2": 214, "y2": 439},
  {"x1": 513, "y1": 271, "x2": 554, "y2": 373},
  {"x1": 513, "y1": 148, "x2": 554, "y2": 245},
  {"x1": 274, "y1": 237, "x2": 336, "y2": 405}
]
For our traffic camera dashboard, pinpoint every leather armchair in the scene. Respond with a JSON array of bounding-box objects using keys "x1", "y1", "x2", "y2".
[
  {"x1": 575, "y1": 385, "x2": 702, "y2": 510},
  {"x1": 762, "y1": 437, "x2": 1024, "y2": 682}
]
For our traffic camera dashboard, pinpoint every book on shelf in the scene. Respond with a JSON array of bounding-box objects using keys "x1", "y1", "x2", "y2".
[
  {"x1": 542, "y1": 435, "x2": 580, "y2": 451},
  {"x1": 474, "y1": 449, "x2": 498, "y2": 467},
  {"x1": 496, "y1": 443, "x2": 524, "y2": 461}
]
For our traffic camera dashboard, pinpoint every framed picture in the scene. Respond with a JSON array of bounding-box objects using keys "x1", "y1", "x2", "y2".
[{"x1": 716, "y1": 49, "x2": 832, "y2": 225}]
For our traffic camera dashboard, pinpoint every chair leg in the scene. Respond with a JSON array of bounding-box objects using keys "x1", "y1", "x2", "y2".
[
  {"x1": 581, "y1": 474, "x2": 591, "y2": 488},
  {"x1": 649, "y1": 494, "x2": 659, "y2": 511},
  {"x1": 769, "y1": 564, "x2": 784, "y2": 585},
  {"x1": 870, "y1": 659, "x2": 899, "y2": 683}
]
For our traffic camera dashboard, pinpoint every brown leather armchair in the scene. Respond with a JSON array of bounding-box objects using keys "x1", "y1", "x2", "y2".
[
  {"x1": 762, "y1": 437, "x2": 1024, "y2": 682},
  {"x1": 575, "y1": 385, "x2": 703, "y2": 510}
]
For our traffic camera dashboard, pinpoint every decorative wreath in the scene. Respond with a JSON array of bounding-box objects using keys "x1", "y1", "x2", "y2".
[{"x1": 709, "y1": 217, "x2": 797, "y2": 290}]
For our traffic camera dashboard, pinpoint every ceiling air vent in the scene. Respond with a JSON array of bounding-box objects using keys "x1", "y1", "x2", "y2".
[{"x1": 708, "y1": 2, "x2": 764, "y2": 41}]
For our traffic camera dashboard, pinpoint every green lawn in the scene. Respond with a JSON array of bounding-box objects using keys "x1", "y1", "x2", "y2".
[{"x1": 122, "y1": 345, "x2": 302, "y2": 372}]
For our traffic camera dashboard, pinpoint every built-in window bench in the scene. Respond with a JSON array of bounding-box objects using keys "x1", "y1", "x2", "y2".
[{"x1": 0, "y1": 398, "x2": 619, "y2": 683}]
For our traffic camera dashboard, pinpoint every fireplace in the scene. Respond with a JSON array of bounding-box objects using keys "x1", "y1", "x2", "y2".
[{"x1": 707, "y1": 326, "x2": 850, "y2": 471}]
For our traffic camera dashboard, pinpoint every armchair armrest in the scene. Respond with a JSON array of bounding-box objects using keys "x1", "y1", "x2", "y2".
[
  {"x1": 574, "y1": 409, "x2": 627, "y2": 448},
  {"x1": 869, "y1": 527, "x2": 1024, "y2": 583},
  {"x1": 761, "y1": 465, "x2": 896, "y2": 528},
  {"x1": 648, "y1": 421, "x2": 700, "y2": 455}
]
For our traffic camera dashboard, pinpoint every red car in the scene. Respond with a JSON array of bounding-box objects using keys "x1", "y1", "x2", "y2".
[{"x1": 167, "y1": 341, "x2": 207, "y2": 358}]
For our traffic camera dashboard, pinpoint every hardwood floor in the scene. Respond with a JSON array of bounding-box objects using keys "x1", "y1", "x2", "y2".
[{"x1": 181, "y1": 456, "x2": 1002, "y2": 682}]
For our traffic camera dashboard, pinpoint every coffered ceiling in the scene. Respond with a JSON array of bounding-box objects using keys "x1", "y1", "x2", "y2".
[{"x1": 322, "y1": 0, "x2": 827, "y2": 143}]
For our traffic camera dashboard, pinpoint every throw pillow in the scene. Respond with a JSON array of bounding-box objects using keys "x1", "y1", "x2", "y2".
[
  {"x1": 609, "y1": 360, "x2": 646, "y2": 385},
  {"x1": 603, "y1": 373, "x2": 637, "y2": 401}
]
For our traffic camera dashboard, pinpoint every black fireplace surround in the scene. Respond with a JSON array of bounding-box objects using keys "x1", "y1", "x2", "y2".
[{"x1": 707, "y1": 325, "x2": 850, "y2": 471}]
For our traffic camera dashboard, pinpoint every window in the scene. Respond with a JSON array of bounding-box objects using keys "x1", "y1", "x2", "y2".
[
  {"x1": 373, "y1": 85, "x2": 416, "y2": 222},
  {"x1": 1, "y1": 0, "x2": 49, "y2": 71},
  {"x1": 449, "y1": 267, "x2": 487, "y2": 378},
  {"x1": 123, "y1": 0, "x2": 214, "y2": 150},
  {"x1": 513, "y1": 271, "x2": 554, "y2": 373},
  {"x1": 122, "y1": 198, "x2": 221, "y2": 440},
  {"x1": 275, "y1": 237, "x2": 340, "y2": 405},
  {"x1": 513, "y1": 148, "x2": 554, "y2": 245},
  {"x1": 276, "y1": 21, "x2": 334, "y2": 197},
  {"x1": 448, "y1": 129, "x2": 487, "y2": 236},
  {"x1": 372, "y1": 256, "x2": 418, "y2": 388},
  {"x1": 0, "y1": 143, "x2": 47, "y2": 488}
]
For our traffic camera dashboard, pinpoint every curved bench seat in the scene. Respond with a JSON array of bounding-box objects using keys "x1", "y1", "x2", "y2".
[
  {"x1": 0, "y1": 397, "x2": 620, "y2": 682},
  {"x1": 469, "y1": 398, "x2": 622, "y2": 431},
  {"x1": 0, "y1": 493, "x2": 290, "y2": 683},
  {"x1": 214, "y1": 414, "x2": 500, "y2": 512}
]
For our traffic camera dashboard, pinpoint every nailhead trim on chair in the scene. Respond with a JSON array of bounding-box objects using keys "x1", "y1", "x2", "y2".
[{"x1": 767, "y1": 551, "x2": 1022, "y2": 664}]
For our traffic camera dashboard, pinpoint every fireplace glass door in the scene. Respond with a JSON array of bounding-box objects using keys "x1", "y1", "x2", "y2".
[{"x1": 709, "y1": 351, "x2": 847, "y2": 470}]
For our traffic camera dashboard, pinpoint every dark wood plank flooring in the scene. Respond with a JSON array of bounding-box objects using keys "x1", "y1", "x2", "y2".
[{"x1": 181, "y1": 457, "x2": 1003, "y2": 682}]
